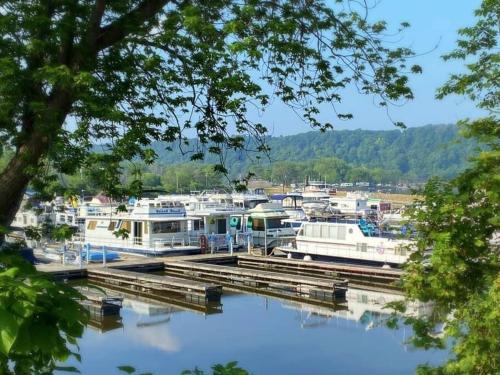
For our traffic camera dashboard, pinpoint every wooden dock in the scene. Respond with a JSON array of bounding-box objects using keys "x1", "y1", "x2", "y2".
[
  {"x1": 237, "y1": 255, "x2": 402, "y2": 289},
  {"x1": 164, "y1": 261, "x2": 348, "y2": 301},
  {"x1": 89, "y1": 280, "x2": 223, "y2": 315},
  {"x1": 79, "y1": 291, "x2": 123, "y2": 316},
  {"x1": 87, "y1": 267, "x2": 223, "y2": 303}
]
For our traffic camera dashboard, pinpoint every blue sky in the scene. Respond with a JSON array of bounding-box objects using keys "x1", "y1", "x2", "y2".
[{"x1": 259, "y1": 0, "x2": 485, "y2": 136}]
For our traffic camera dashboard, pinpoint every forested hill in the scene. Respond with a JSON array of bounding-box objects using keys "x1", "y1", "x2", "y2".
[{"x1": 152, "y1": 124, "x2": 476, "y2": 182}]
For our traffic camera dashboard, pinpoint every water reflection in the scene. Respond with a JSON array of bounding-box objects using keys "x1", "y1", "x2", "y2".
[{"x1": 63, "y1": 283, "x2": 445, "y2": 375}]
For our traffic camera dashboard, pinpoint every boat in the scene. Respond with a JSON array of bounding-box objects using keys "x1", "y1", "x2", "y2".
[
  {"x1": 160, "y1": 193, "x2": 246, "y2": 251},
  {"x1": 234, "y1": 203, "x2": 296, "y2": 251},
  {"x1": 79, "y1": 197, "x2": 200, "y2": 256},
  {"x1": 327, "y1": 192, "x2": 374, "y2": 217},
  {"x1": 269, "y1": 193, "x2": 306, "y2": 220},
  {"x1": 282, "y1": 218, "x2": 414, "y2": 266},
  {"x1": 231, "y1": 190, "x2": 269, "y2": 209}
]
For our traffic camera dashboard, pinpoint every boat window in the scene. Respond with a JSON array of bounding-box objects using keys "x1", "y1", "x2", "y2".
[
  {"x1": 144, "y1": 221, "x2": 149, "y2": 234},
  {"x1": 161, "y1": 202, "x2": 167, "y2": 208},
  {"x1": 356, "y1": 243, "x2": 367, "y2": 252},
  {"x1": 267, "y1": 218, "x2": 285, "y2": 229},
  {"x1": 87, "y1": 220, "x2": 97, "y2": 230},
  {"x1": 149, "y1": 203, "x2": 155, "y2": 207},
  {"x1": 152, "y1": 221, "x2": 181, "y2": 234},
  {"x1": 193, "y1": 219, "x2": 204, "y2": 231},
  {"x1": 107, "y1": 221, "x2": 117, "y2": 231},
  {"x1": 121, "y1": 220, "x2": 131, "y2": 232},
  {"x1": 252, "y1": 218, "x2": 266, "y2": 231}
]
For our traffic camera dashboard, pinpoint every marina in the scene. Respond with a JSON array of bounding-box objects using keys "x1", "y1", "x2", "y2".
[{"x1": 22, "y1": 188, "x2": 439, "y2": 374}]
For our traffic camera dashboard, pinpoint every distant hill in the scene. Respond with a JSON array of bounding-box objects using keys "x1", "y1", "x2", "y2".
[{"x1": 151, "y1": 124, "x2": 476, "y2": 182}]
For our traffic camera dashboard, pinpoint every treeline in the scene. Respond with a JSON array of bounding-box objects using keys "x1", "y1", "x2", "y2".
[
  {"x1": 152, "y1": 124, "x2": 476, "y2": 181},
  {"x1": 2, "y1": 124, "x2": 477, "y2": 196}
]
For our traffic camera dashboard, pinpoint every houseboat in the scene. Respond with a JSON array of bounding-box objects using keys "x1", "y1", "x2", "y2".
[
  {"x1": 80, "y1": 197, "x2": 199, "y2": 256},
  {"x1": 283, "y1": 219, "x2": 414, "y2": 266},
  {"x1": 234, "y1": 203, "x2": 296, "y2": 251},
  {"x1": 160, "y1": 193, "x2": 246, "y2": 251}
]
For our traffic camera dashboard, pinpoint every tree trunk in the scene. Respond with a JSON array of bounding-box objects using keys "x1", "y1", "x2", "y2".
[
  {"x1": 0, "y1": 134, "x2": 50, "y2": 233},
  {"x1": 0, "y1": 90, "x2": 72, "y2": 240}
]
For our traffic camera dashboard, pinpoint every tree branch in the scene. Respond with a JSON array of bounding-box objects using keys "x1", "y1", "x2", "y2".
[
  {"x1": 88, "y1": 0, "x2": 106, "y2": 48},
  {"x1": 96, "y1": 0, "x2": 169, "y2": 51}
]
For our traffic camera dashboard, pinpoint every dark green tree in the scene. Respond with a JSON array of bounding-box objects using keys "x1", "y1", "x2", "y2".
[{"x1": 397, "y1": 1, "x2": 499, "y2": 373}]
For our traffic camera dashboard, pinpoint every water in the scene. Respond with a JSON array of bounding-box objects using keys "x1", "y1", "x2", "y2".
[{"x1": 62, "y1": 287, "x2": 447, "y2": 374}]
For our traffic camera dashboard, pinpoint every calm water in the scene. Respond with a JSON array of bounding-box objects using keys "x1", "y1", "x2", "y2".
[{"x1": 61, "y1": 287, "x2": 447, "y2": 375}]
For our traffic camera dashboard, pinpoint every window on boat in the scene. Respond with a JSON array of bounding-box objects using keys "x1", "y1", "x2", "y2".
[
  {"x1": 395, "y1": 246, "x2": 407, "y2": 256},
  {"x1": 152, "y1": 221, "x2": 181, "y2": 234},
  {"x1": 356, "y1": 243, "x2": 367, "y2": 252},
  {"x1": 266, "y1": 218, "x2": 286, "y2": 229},
  {"x1": 121, "y1": 220, "x2": 131, "y2": 232},
  {"x1": 252, "y1": 218, "x2": 265, "y2": 231},
  {"x1": 149, "y1": 203, "x2": 155, "y2": 207},
  {"x1": 193, "y1": 219, "x2": 204, "y2": 231},
  {"x1": 87, "y1": 220, "x2": 97, "y2": 230},
  {"x1": 108, "y1": 221, "x2": 117, "y2": 231},
  {"x1": 161, "y1": 202, "x2": 167, "y2": 208}
]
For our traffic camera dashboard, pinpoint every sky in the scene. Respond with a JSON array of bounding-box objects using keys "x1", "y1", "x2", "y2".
[{"x1": 258, "y1": 0, "x2": 485, "y2": 136}]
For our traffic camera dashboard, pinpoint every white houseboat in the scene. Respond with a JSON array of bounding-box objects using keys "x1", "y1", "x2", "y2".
[
  {"x1": 283, "y1": 219, "x2": 414, "y2": 266},
  {"x1": 234, "y1": 203, "x2": 296, "y2": 251},
  {"x1": 80, "y1": 197, "x2": 199, "y2": 256}
]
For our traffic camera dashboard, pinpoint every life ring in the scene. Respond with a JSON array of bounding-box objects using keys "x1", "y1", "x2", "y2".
[
  {"x1": 376, "y1": 243, "x2": 385, "y2": 255},
  {"x1": 229, "y1": 216, "x2": 239, "y2": 227},
  {"x1": 199, "y1": 234, "x2": 208, "y2": 253}
]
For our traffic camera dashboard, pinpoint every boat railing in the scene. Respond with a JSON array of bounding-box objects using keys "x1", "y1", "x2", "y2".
[{"x1": 73, "y1": 233, "x2": 198, "y2": 251}]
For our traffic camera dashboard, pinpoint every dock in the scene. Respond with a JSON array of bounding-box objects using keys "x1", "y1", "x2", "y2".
[
  {"x1": 77, "y1": 288, "x2": 123, "y2": 317},
  {"x1": 236, "y1": 255, "x2": 402, "y2": 289},
  {"x1": 164, "y1": 261, "x2": 348, "y2": 301},
  {"x1": 88, "y1": 280, "x2": 223, "y2": 315},
  {"x1": 36, "y1": 252, "x2": 406, "y2": 305},
  {"x1": 87, "y1": 267, "x2": 223, "y2": 303}
]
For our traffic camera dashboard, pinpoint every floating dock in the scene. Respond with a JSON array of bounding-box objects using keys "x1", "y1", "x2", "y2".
[
  {"x1": 237, "y1": 255, "x2": 402, "y2": 289},
  {"x1": 164, "y1": 261, "x2": 348, "y2": 301},
  {"x1": 87, "y1": 267, "x2": 223, "y2": 304},
  {"x1": 88, "y1": 280, "x2": 223, "y2": 315},
  {"x1": 78, "y1": 288, "x2": 123, "y2": 317}
]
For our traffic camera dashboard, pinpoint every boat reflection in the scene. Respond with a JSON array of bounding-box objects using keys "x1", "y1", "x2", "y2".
[
  {"x1": 282, "y1": 286, "x2": 433, "y2": 331},
  {"x1": 87, "y1": 315, "x2": 123, "y2": 333}
]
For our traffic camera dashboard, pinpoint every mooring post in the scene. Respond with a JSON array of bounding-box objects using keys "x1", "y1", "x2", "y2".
[
  {"x1": 62, "y1": 244, "x2": 66, "y2": 265},
  {"x1": 86, "y1": 243, "x2": 90, "y2": 264},
  {"x1": 79, "y1": 244, "x2": 83, "y2": 269},
  {"x1": 102, "y1": 245, "x2": 107, "y2": 267}
]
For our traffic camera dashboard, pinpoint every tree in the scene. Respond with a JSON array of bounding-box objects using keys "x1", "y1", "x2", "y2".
[
  {"x1": 397, "y1": 1, "x2": 499, "y2": 373},
  {"x1": 0, "y1": 0, "x2": 421, "y2": 231}
]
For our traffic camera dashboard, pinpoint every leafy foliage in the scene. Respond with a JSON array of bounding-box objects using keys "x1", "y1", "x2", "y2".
[
  {"x1": 0, "y1": 245, "x2": 88, "y2": 374},
  {"x1": 398, "y1": 1, "x2": 499, "y2": 373}
]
